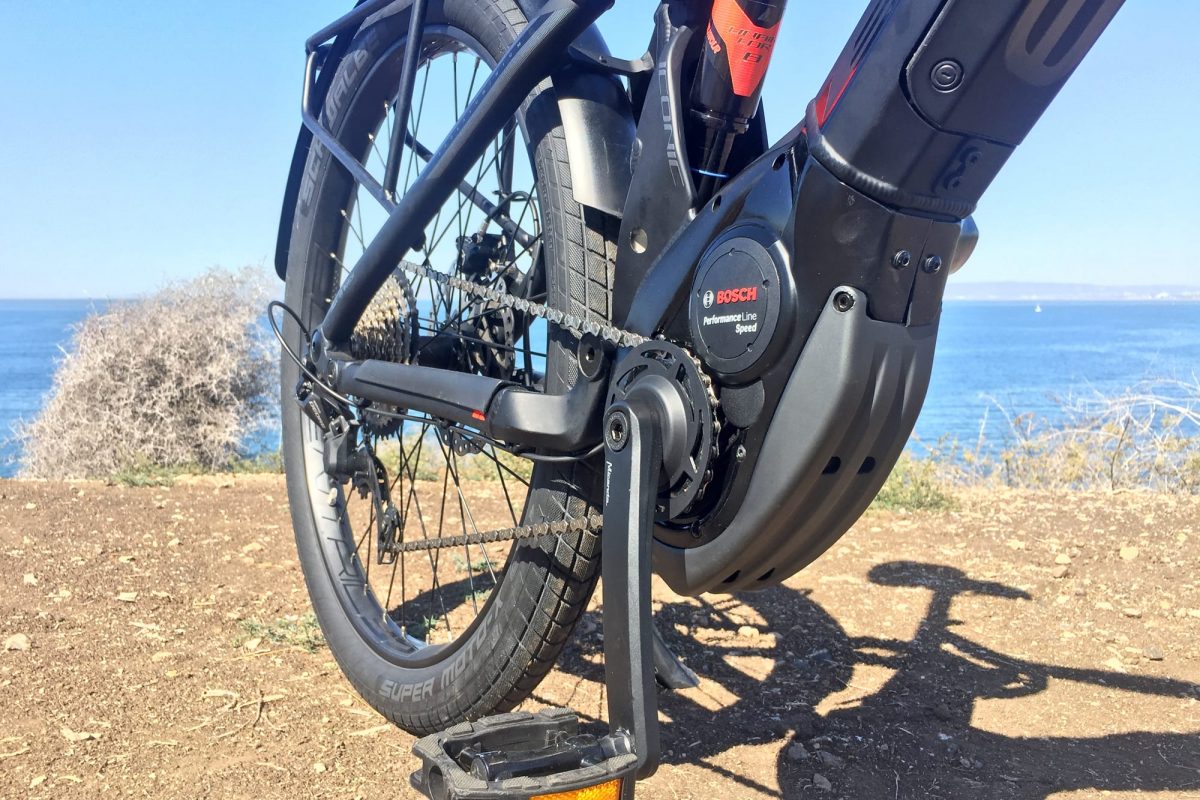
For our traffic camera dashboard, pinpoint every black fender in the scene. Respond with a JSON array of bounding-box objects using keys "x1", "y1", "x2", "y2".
[
  {"x1": 274, "y1": 0, "x2": 636, "y2": 279},
  {"x1": 272, "y1": 0, "x2": 366, "y2": 280},
  {"x1": 516, "y1": 0, "x2": 636, "y2": 219}
]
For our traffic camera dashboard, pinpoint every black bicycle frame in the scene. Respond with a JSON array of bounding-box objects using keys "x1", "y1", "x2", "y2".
[
  {"x1": 297, "y1": 0, "x2": 1124, "y2": 455},
  {"x1": 286, "y1": 0, "x2": 1126, "y2": 786}
]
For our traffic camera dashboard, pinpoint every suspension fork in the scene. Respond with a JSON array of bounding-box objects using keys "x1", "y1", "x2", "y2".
[{"x1": 688, "y1": 0, "x2": 788, "y2": 199}]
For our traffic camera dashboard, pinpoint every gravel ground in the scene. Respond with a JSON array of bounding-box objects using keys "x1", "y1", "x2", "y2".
[{"x1": 1, "y1": 476, "x2": 1197, "y2": 799}]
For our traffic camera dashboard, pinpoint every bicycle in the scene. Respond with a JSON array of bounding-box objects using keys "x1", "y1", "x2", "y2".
[{"x1": 272, "y1": 0, "x2": 1124, "y2": 796}]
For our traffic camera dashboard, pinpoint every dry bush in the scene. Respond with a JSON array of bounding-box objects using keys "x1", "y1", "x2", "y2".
[
  {"x1": 17, "y1": 267, "x2": 275, "y2": 479},
  {"x1": 930, "y1": 379, "x2": 1200, "y2": 494}
]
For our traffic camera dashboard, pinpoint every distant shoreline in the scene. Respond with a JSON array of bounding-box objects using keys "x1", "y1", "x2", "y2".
[
  {"x1": 0, "y1": 297, "x2": 122, "y2": 303},
  {"x1": 7, "y1": 287, "x2": 1200, "y2": 304},
  {"x1": 944, "y1": 296, "x2": 1200, "y2": 303},
  {"x1": 944, "y1": 282, "x2": 1200, "y2": 303}
]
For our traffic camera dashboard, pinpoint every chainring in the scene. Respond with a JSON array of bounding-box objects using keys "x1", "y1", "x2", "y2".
[{"x1": 606, "y1": 342, "x2": 717, "y2": 520}]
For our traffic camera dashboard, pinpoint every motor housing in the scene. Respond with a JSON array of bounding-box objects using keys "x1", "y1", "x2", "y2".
[{"x1": 688, "y1": 226, "x2": 790, "y2": 381}]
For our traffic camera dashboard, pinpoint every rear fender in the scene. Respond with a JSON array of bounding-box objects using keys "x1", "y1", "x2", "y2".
[{"x1": 517, "y1": 0, "x2": 636, "y2": 219}]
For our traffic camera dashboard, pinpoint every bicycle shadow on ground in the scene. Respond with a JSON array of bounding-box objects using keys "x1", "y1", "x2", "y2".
[{"x1": 550, "y1": 561, "x2": 1200, "y2": 799}]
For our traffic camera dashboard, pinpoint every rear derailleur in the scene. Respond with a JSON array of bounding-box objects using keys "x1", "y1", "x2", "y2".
[
  {"x1": 457, "y1": 229, "x2": 542, "y2": 382},
  {"x1": 307, "y1": 402, "x2": 404, "y2": 566}
]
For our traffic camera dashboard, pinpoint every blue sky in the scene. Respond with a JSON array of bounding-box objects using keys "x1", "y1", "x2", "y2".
[{"x1": 0, "y1": 0, "x2": 1196, "y2": 298}]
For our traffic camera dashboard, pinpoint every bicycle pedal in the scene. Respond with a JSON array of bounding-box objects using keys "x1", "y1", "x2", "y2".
[{"x1": 410, "y1": 708, "x2": 638, "y2": 799}]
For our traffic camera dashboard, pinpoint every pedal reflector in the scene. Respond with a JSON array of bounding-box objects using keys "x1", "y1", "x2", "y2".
[{"x1": 533, "y1": 779, "x2": 623, "y2": 800}]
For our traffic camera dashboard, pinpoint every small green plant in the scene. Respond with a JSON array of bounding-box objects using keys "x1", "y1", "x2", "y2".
[
  {"x1": 374, "y1": 432, "x2": 535, "y2": 484},
  {"x1": 235, "y1": 613, "x2": 325, "y2": 653},
  {"x1": 109, "y1": 450, "x2": 283, "y2": 485},
  {"x1": 452, "y1": 447, "x2": 534, "y2": 483},
  {"x1": 871, "y1": 454, "x2": 958, "y2": 512},
  {"x1": 374, "y1": 435, "x2": 444, "y2": 481},
  {"x1": 404, "y1": 614, "x2": 444, "y2": 642},
  {"x1": 451, "y1": 554, "x2": 494, "y2": 574},
  {"x1": 111, "y1": 460, "x2": 190, "y2": 487},
  {"x1": 227, "y1": 450, "x2": 284, "y2": 474},
  {"x1": 937, "y1": 382, "x2": 1200, "y2": 493}
]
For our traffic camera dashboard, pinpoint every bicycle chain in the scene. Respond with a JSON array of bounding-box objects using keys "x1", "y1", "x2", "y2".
[
  {"x1": 388, "y1": 513, "x2": 604, "y2": 554},
  {"x1": 399, "y1": 259, "x2": 650, "y2": 349},
  {"x1": 367, "y1": 260, "x2": 718, "y2": 555}
]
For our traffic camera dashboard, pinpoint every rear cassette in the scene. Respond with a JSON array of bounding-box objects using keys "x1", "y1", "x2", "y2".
[{"x1": 350, "y1": 273, "x2": 418, "y2": 436}]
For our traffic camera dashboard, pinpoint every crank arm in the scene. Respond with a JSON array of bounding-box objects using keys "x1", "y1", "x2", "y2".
[
  {"x1": 601, "y1": 396, "x2": 663, "y2": 780},
  {"x1": 651, "y1": 624, "x2": 699, "y2": 690},
  {"x1": 330, "y1": 357, "x2": 605, "y2": 453}
]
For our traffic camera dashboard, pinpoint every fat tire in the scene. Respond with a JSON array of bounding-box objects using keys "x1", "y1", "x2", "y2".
[{"x1": 281, "y1": 0, "x2": 617, "y2": 736}]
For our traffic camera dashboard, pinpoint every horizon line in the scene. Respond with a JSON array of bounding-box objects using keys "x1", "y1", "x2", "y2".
[{"x1": 4, "y1": 278, "x2": 1200, "y2": 303}]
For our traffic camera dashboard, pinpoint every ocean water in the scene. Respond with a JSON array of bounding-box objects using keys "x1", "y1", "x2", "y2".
[
  {"x1": 0, "y1": 299, "x2": 1197, "y2": 477},
  {"x1": 918, "y1": 302, "x2": 1200, "y2": 449},
  {"x1": 0, "y1": 300, "x2": 108, "y2": 476}
]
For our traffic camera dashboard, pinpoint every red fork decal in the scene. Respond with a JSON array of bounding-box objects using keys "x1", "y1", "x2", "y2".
[
  {"x1": 709, "y1": 0, "x2": 781, "y2": 97},
  {"x1": 814, "y1": 65, "x2": 858, "y2": 127}
]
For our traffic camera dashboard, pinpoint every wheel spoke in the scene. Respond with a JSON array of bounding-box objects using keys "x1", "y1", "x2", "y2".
[
  {"x1": 402, "y1": 133, "x2": 535, "y2": 247},
  {"x1": 296, "y1": 30, "x2": 590, "y2": 670},
  {"x1": 439, "y1": 438, "x2": 480, "y2": 616},
  {"x1": 427, "y1": 138, "x2": 514, "y2": 255},
  {"x1": 403, "y1": 61, "x2": 432, "y2": 196}
]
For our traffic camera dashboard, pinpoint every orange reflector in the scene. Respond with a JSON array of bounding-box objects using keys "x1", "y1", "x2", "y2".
[
  {"x1": 471, "y1": 409, "x2": 486, "y2": 421},
  {"x1": 532, "y1": 778, "x2": 623, "y2": 800}
]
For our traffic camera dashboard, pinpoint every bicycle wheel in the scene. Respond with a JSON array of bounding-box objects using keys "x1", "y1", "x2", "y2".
[{"x1": 281, "y1": 0, "x2": 617, "y2": 736}]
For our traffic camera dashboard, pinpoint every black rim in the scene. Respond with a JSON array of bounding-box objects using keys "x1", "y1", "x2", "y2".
[{"x1": 297, "y1": 24, "x2": 554, "y2": 669}]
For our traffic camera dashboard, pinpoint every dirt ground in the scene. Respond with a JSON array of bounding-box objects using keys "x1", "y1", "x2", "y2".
[{"x1": 1, "y1": 476, "x2": 1197, "y2": 799}]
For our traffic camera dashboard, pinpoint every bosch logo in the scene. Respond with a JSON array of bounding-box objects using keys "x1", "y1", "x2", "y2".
[
  {"x1": 715, "y1": 286, "x2": 758, "y2": 305},
  {"x1": 689, "y1": 235, "x2": 780, "y2": 375}
]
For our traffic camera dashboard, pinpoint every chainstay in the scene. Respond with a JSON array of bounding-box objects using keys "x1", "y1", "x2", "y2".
[
  {"x1": 397, "y1": 258, "x2": 718, "y2": 423},
  {"x1": 390, "y1": 513, "x2": 604, "y2": 553}
]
